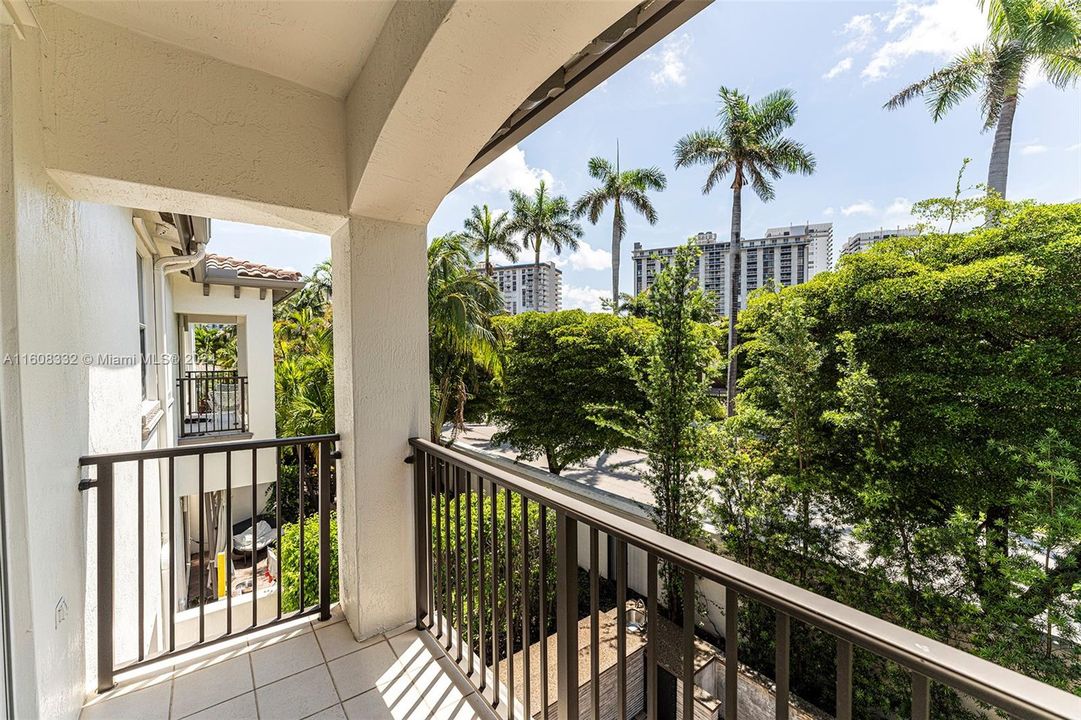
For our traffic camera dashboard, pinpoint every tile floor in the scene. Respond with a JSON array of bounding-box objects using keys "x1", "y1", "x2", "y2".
[{"x1": 80, "y1": 607, "x2": 497, "y2": 720}]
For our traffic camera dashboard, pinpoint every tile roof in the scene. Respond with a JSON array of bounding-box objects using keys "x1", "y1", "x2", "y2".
[{"x1": 205, "y1": 253, "x2": 302, "y2": 282}]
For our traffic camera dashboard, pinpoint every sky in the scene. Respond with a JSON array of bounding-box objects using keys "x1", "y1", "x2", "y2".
[{"x1": 211, "y1": 0, "x2": 1081, "y2": 313}]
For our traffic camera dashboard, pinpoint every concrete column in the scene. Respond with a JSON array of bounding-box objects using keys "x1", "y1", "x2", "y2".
[{"x1": 331, "y1": 215, "x2": 429, "y2": 638}]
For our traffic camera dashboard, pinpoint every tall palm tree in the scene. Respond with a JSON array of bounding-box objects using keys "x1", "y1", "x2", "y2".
[
  {"x1": 461, "y1": 204, "x2": 518, "y2": 276},
  {"x1": 427, "y1": 233, "x2": 504, "y2": 442},
  {"x1": 886, "y1": 0, "x2": 1081, "y2": 199},
  {"x1": 573, "y1": 148, "x2": 666, "y2": 309},
  {"x1": 507, "y1": 181, "x2": 583, "y2": 310},
  {"x1": 674, "y1": 87, "x2": 816, "y2": 416}
]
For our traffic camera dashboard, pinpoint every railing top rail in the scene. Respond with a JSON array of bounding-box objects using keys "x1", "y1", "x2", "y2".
[
  {"x1": 409, "y1": 437, "x2": 1080, "y2": 720},
  {"x1": 80, "y1": 433, "x2": 339, "y2": 466}
]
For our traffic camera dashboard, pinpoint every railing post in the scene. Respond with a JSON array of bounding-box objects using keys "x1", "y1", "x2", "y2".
[
  {"x1": 555, "y1": 510, "x2": 578, "y2": 720},
  {"x1": 95, "y1": 462, "x2": 115, "y2": 693},
  {"x1": 412, "y1": 448, "x2": 429, "y2": 630},
  {"x1": 318, "y1": 440, "x2": 333, "y2": 622}
]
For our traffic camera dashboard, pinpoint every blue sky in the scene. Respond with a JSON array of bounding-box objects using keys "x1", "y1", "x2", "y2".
[{"x1": 212, "y1": 0, "x2": 1081, "y2": 312}]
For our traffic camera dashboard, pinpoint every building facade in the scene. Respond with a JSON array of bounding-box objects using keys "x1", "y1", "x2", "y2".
[
  {"x1": 839, "y1": 227, "x2": 920, "y2": 258},
  {"x1": 632, "y1": 223, "x2": 830, "y2": 318},
  {"x1": 487, "y1": 261, "x2": 562, "y2": 314}
]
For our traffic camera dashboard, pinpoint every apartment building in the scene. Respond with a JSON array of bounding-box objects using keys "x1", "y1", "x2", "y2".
[
  {"x1": 632, "y1": 223, "x2": 829, "y2": 318},
  {"x1": 840, "y1": 227, "x2": 920, "y2": 258},
  {"x1": 487, "y1": 261, "x2": 563, "y2": 314}
]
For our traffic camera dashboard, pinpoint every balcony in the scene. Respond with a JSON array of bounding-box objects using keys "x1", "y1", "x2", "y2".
[
  {"x1": 177, "y1": 370, "x2": 250, "y2": 440},
  {"x1": 80, "y1": 437, "x2": 1077, "y2": 720}
]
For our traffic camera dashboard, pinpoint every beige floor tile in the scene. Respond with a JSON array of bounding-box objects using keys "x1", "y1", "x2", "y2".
[
  {"x1": 327, "y1": 640, "x2": 399, "y2": 701},
  {"x1": 256, "y1": 665, "x2": 340, "y2": 720},
  {"x1": 171, "y1": 654, "x2": 253, "y2": 719},
  {"x1": 385, "y1": 629, "x2": 427, "y2": 660},
  {"x1": 304, "y1": 703, "x2": 347, "y2": 720},
  {"x1": 179, "y1": 691, "x2": 258, "y2": 720},
  {"x1": 246, "y1": 619, "x2": 314, "y2": 652},
  {"x1": 341, "y1": 688, "x2": 421, "y2": 720},
  {"x1": 315, "y1": 620, "x2": 384, "y2": 661},
  {"x1": 250, "y1": 632, "x2": 325, "y2": 687},
  {"x1": 429, "y1": 691, "x2": 491, "y2": 720},
  {"x1": 80, "y1": 680, "x2": 172, "y2": 720},
  {"x1": 310, "y1": 604, "x2": 346, "y2": 630}
]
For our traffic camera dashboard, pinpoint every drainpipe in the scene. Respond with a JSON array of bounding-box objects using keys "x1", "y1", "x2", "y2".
[{"x1": 147, "y1": 217, "x2": 206, "y2": 416}]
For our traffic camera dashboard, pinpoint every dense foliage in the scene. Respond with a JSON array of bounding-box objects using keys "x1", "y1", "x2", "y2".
[
  {"x1": 491, "y1": 309, "x2": 652, "y2": 474},
  {"x1": 278, "y1": 511, "x2": 339, "y2": 614},
  {"x1": 717, "y1": 203, "x2": 1081, "y2": 710}
]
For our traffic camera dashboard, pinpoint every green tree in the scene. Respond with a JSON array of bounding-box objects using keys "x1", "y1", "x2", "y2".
[
  {"x1": 427, "y1": 233, "x2": 504, "y2": 443},
  {"x1": 278, "y1": 512, "x2": 338, "y2": 613},
  {"x1": 885, "y1": 0, "x2": 1081, "y2": 199},
  {"x1": 627, "y1": 241, "x2": 719, "y2": 612},
  {"x1": 491, "y1": 310, "x2": 650, "y2": 475},
  {"x1": 461, "y1": 204, "x2": 518, "y2": 277},
  {"x1": 507, "y1": 181, "x2": 582, "y2": 308},
  {"x1": 674, "y1": 87, "x2": 816, "y2": 415},
  {"x1": 573, "y1": 149, "x2": 666, "y2": 308},
  {"x1": 193, "y1": 324, "x2": 237, "y2": 369}
]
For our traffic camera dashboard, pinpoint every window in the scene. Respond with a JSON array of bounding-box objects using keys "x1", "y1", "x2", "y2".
[{"x1": 136, "y1": 253, "x2": 149, "y2": 399}]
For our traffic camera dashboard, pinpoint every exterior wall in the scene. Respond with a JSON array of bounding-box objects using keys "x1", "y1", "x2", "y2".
[
  {"x1": 0, "y1": 27, "x2": 158, "y2": 717},
  {"x1": 839, "y1": 227, "x2": 919, "y2": 258}
]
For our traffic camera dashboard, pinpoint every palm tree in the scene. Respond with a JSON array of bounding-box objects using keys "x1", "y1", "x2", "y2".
[
  {"x1": 461, "y1": 204, "x2": 518, "y2": 276},
  {"x1": 573, "y1": 148, "x2": 666, "y2": 309},
  {"x1": 507, "y1": 181, "x2": 583, "y2": 310},
  {"x1": 427, "y1": 233, "x2": 505, "y2": 442},
  {"x1": 674, "y1": 87, "x2": 816, "y2": 416},
  {"x1": 885, "y1": 0, "x2": 1081, "y2": 199}
]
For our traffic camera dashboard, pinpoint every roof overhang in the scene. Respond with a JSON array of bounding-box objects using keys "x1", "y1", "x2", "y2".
[{"x1": 455, "y1": 0, "x2": 712, "y2": 189}]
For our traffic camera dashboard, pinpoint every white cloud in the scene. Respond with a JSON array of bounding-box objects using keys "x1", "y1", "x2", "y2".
[
  {"x1": 562, "y1": 284, "x2": 608, "y2": 313},
  {"x1": 647, "y1": 33, "x2": 691, "y2": 87},
  {"x1": 842, "y1": 201, "x2": 876, "y2": 216},
  {"x1": 823, "y1": 57, "x2": 854, "y2": 80},
  {"x1": 552, "y1": 242, "x2": 612, "y2": 272},
  {"x1": 841, "y1": 14, "x2": 876, "y2": 53},
  {"x1": 1067, "y1": 143, "x2": 1081, "y2": 152},
  {"x1": 1021, "y1": 144, "x2": 1048, "y2": 156},
  {"x1": 861, "y1": 0, "x2": 985, "y2": 81},
  {"x1": 465, "y1": 145, "x2": 554, "y2": 195},
  {"x1": 823, "y1": 207, "x2": 835, "y2": 217},
  {"x1": 885, "y1": 197, "x2": 912, "y2": 215}
]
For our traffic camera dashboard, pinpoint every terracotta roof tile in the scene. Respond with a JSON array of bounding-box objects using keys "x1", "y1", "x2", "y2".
[{"x1": 206, "y1": 253, "x2": 302, "y2": 282}]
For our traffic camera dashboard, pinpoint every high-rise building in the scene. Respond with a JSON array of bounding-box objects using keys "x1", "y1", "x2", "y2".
[
  {"x1": 632, "y1": 222, "x2": 830, "y2": 318},
  {"x1": 485, "y1": 261, "x2": 562, "y2": 314},
  {"x1": 840, "y1": 227, "x2": 919, "y2": 258},
  {"x1": 770, "y1": 222, "x2": 833, "y2": 278}
]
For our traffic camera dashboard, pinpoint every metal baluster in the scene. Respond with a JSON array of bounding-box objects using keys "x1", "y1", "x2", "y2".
[
  {"x1": 466, "y1": 470, "x2": 475, "y2": 677},
  {"x1": 555, "y1": 511, "x2": 578, "y2": 720},
  {"x1": 590, "y1": 528, "x2": 600, "y2": 719},
  {"x1": 726, "y1": 587, "x2": 739, "y2": 720},
  {"x1": 455, "y1": 467, "x2": 464, "y2": 663},
  {"x1": 836, "y1": 639, "x2": 853, "y2": 720},
  {"x1": 683, "y1": 569, "x2": 695, "y2": 720},
  {"x1": 168, "y1": 457, "x2": 176, "y2": 653},
  {"x1": 776, "y1": 612, "x2": 790, "y2": 720},
  {"x1": 616, "y1": 540, "x2": 628, "y2": 720},
  {"x1": 274, "y1": 447, "x2": 280, "y2": 621},
  {"x1": 539, "y1": 504, "x2": 549, "y2": 719},
  {"x1": 477, "y1": 472, "x2": 487, "y2": 690},
  {"x1": 318, "y1": 440, "x2": 332, "y2": 622},
  {"x1": 251, "y1": 448, "x2": 258, "y2": 628},
  {"x1": 911, "y1": 672, "x2": 930, "y2": 720},
  {"x1": 444, "y1": 461, "x2": 453, "y2": 651},
  {"x1": 96, "y1": 462, "x2": 115, "y2": 692},
  {"x1": 426, "y1": 456, "x2": 434, "y2": 631},
  {"x1": 226, "y1": 452, "x2": 233, "y2": 634},
  {"x1": 435, "y1": 459, "x2": 444, "y2": 638},
  {"x1": 198, "y1": 453, "x2": 205, "y2": 643},
  {"x1": 647, "y1": 553, "x2": 658, "y2": 720},
  {"x1": 137, "y1": 459, "x2": 145, "y2": 662},
  {"x1": 521, "y1": 495, "x2": 531, "y2": 720},
  {"x1": 297, "y1": 444, "x2": 305, "y2": 614},
  {"x1": 504, "y1": 486, "x2": 514, "y2": 720},
  {"x1": 414, "y1": 448, "x2": 429, "y2": 630},
  {"x1": 490, "y1": 478, "x2": 500, "y2": 707}
]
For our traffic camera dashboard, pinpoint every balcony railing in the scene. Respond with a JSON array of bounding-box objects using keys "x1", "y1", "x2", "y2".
[
  {"x1": 79, "y1": 433, "x2": 339, "y2": 692},
  {"x1": 409, "y1": 438, "x2": 1078, "y2": 720},
  {"x1": 177, "y1": 369, "x2": 249, "y2": 438}
]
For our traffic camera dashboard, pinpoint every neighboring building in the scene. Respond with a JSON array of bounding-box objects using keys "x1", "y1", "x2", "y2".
[
  {"x1": 632, "y1": 223, "x2": 830, "y2": 318},
  {"x1": 840, "y1": 227, "x2": 920, "y2": 257},
  {"x1": 770, "y1": 222, "x2": 833, "y2": 278},
  {"x1": 487, "y1": 261, "x2": 562, "y2": 314}
]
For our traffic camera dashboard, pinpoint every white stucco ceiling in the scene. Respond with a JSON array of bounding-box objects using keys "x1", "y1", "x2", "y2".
[{"x1": 52, "y1": 0, "x2": 394, "y2": 97}]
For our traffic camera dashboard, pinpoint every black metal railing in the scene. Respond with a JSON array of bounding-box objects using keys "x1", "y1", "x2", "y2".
[
  {"x1": 409, "y1": 438, "x2": 1078, "y2": 720},
  {"x1": 177, "y1": 370, "x2": 249, "y2": 438},
  {"x1": 80, "y1": 433, "x2": 339, "y2": 692}
]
